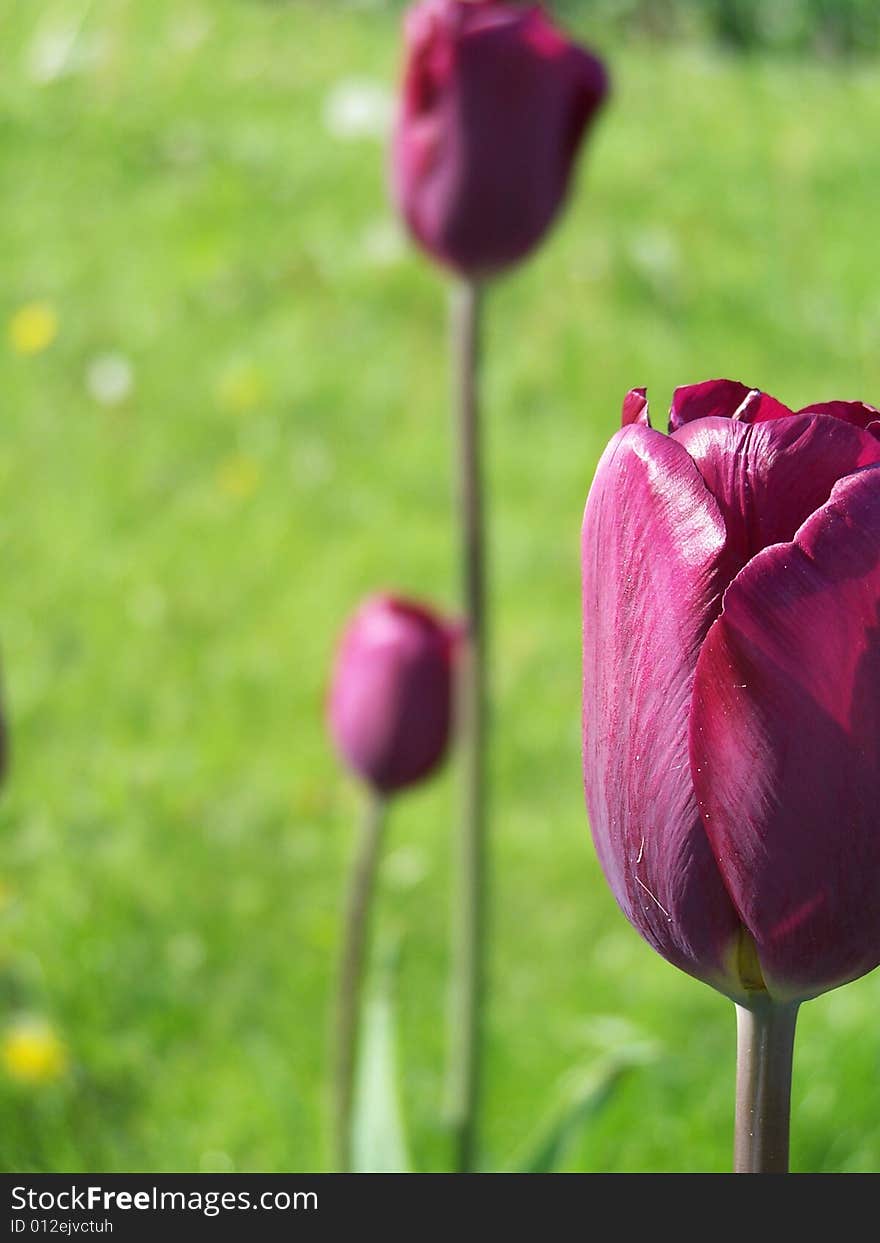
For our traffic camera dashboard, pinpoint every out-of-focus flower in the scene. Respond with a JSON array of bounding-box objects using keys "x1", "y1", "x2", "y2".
[
  {"x1": 2, "y1": 1018, "x2": 69, "y2": 1085},
  {"x1": 26, "y1": 17, "x2": 105, "y2": 85},
  {"x1": 215, "y1": 363, "x2": 267, "y2": 414},
  {"x1": 582, "y1": 380, "x2": 880, "y2": 1004},
  {"x1": 391, "y1": 0, "x2": 609, "y2": 277},
  {"x1": 328, "y1": 594, "x2": 459, "y2": 794},
  {"x1": 360, "y1": 218, "x2": 406, "y2": 269},
  {"x1": 323, "y1": 79, "x2": 394, "y2": 141},
  {"x1": 86, "y1": 353, "x2": 134, "y2": 406},
  {"x1": 384, "y1": 845, "x2": 430, "y2": 890},
  {"x1": 169, "y1": 13, "x2": 213, "y2": 55},
  {"x1": 8, "y1": 302, "x2": 58, "y2": 355},
  {"x1": 216, "y1": 454, "x2": 262, "y2": 499}
]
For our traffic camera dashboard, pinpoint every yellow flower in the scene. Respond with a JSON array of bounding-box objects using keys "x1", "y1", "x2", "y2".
[
  {"x1": 2, "y1": 1018, "x2": 69, "y2": 1084},
  {"x1": 215, "y1": 454, "x2": 262, "y2": 500},
  {"x1": 8, "y1": 302, "x2": 58, "y2": 355},
  {"x1": 215, "y1": 363, "x2": 267, "y2": 414}
]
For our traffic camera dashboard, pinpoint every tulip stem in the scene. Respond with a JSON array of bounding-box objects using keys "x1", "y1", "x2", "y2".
[
  {"x1": 447, "y1": 278, "x2": 488, "y2": 1174},
  {"x1": 332, "y1": 790, "x2": 387, "y2": 1173},
  {"x1": 734, "y1": 998, "x2": 799, "y2": 1173}
]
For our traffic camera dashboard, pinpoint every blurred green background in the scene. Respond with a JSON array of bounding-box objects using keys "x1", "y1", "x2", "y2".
[{"x1": 2, "y1": 0, "x2": 880, "y2": 1173}]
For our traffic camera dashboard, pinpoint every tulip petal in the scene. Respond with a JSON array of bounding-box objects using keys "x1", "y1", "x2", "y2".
[
  {"x1": 691, "y1": 465, "x2": 880, "y2": 1001},
  {"x1": 798, "y1": 400, "x2": 880, "y2": 434},
  {"x1": 582, "y1": 425, "x2": 743, "y2": 991},
  {"x1": 673, "y1": 413, "x2": 880, "y2": 575},
  {"x1": 668, "y1": 380, "x2": 792, "y2": 432},
  {"x1": 669, "y1": 379, "x2": 751, "y2": 431},
  {"x1": 621, "y1": 387, "x2": 650, "y2": 427}
]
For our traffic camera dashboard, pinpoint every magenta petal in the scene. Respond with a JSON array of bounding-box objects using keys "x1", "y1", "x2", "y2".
[
  {"x1": 691, "y1": 465, "x2": 880, "y2": 1001},
  {"x1": 798, "y1": 400, "x2": 880, "y2": 433},
  {"x1": 669, "y1": 379, "x2": 752, "y2": 430},
  {"x1": 582, "y1": 425, "x2": 742, "y2": 991},
  {"x1": 669, "y1": 380, "x2": 792, "y2": 432},
  {"x1": 673, "y1": 414, "x2": 880, "y2": 574},
  {"x1": 731, "y1": 389, "x2": 793, "y2": 423},
  {"x1": 621, "y1": 387, "x2": 650, "y2": 427}
]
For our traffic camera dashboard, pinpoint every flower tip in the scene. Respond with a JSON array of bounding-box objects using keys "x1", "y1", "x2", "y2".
[{"x1": 621, "y1": 387, "x2": 650, "y2": 428}]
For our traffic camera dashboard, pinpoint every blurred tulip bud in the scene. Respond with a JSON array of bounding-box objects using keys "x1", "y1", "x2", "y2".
[
  {"x1": 391, "y1": 0, "x2": 609, "y2": 278},
  {"x1": 582, "y1": 380, "x2": 880, "y2": 1005},
  {"x1": 328, "y1": 594, "x2": 459, "y2": 795}
]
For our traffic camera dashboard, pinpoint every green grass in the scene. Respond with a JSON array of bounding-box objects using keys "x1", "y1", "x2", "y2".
[{"x1": 2, "y1": 0, "x2": 880, "y2": 1173}]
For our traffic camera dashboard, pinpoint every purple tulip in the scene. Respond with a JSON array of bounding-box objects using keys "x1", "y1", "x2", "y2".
[
  {"x1": 328, "y1": 594, "x2": 459, "y2": 795},
  {"x1": 391, "y1": 0, "x2": 609, "y2": 278},
  {"x1": 582, "y1": 379, "x2": 880, "y2": 1004}
]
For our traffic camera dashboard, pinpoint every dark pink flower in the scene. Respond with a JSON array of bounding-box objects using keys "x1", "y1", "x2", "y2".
[
  {"x1": 582, "y1": 380, "x2": 880, "y2": 1003},
  {"x1": 328, "y1": 594, "x2": 459, "y2": 795},
  {"x1": 391, "y1": 0, "x2": 609, "y2": 278}
]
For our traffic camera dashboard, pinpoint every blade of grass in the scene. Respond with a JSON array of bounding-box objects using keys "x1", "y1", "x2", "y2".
[
  {"x1": 506, "y1": 1050, "x2": 653, "y2": 1174},
  {"x1": 350, "y1": 948, "x2": 411, "y2": 1174}
]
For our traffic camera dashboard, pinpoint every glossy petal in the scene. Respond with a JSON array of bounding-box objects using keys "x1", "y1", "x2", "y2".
[
  {"x1": 798, "y1": 400, "x2": 880, "y2": 435},
  {"x1": 735, "y1": 390, "x2": 792, "y2": 423},
  {"x1": 673, "y1": 413, "x2": 880, "y2": 575},
  {"x1": 621, "y1": 387, "x2": 650, "y2": 427},
  {"x1": 582, "y1": 425, "x2": 743, "y2": 991},
  {"x1": 669, "y1": 379, "x2": 792, "y2": 432},
  {"x1": 691, "y1": 466, "x2": 880, "y2": 1001}
]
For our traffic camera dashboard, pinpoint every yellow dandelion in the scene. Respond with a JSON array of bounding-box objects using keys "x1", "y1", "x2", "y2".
[
  {"x1": 8, "y1": 302, "x2": 59, "y2": 355},
  {"x1": 216, "y1": 454, "x2": 262, "y2": 500},
  {"x1": 2, "y1": 1017, "x2": 69, "y2": 1085},
  {"x1": 215, "y1": 362, "x2": 267, "y2": 414}
]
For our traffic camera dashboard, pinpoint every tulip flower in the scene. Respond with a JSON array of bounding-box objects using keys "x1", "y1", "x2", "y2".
[
  {"x1": 329, "y1": 593, "x2": 457, "y2": 794},
  {"x1": 328, "y1": 593, "x2": 458, "y2": 1171},
  {"x1": 582, "y1": 379, "x2": 880, "y2": 1171},
  {"x1": 391, "y1": 0, "x2": 609, "y2": 1172},
  {"x1": 391, "y1": 0, "x2": 609, "y2": 278}
]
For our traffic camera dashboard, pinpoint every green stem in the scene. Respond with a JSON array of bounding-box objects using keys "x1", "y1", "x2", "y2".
[
  {"x1": 332, "y1": 791, "x2": 386, "y2": 1173},
  {"x1": 447, "y1": 278, "x2": 488, "y2": 1174},
  {"x1": 734, "y1": 998, "x2": 799, "y2": 1173}
]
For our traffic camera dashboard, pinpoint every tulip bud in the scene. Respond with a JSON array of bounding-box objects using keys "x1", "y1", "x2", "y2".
[
  {"x1": 582, "y1": 381, "x2": 880, "y2": 1005},
  {"x1": 328, "y1": 594, "x2": 459, "y2": 795},
  {"x1": 391, "y1": 0, "x2": 609, "y2": 278}
]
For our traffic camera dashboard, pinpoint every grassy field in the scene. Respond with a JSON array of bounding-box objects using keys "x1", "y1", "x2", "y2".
[{"x1": 2, "y1": 0, "x2": 880, "y2": 1173}]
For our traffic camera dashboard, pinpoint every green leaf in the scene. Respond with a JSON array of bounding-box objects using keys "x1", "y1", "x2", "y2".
[
  {"x1": 350, "y1": 958, "x2": 411, "y2": 1174},
  {"x1": 506, "y1": 1054, "x2": 646, "y2": 1174}
]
